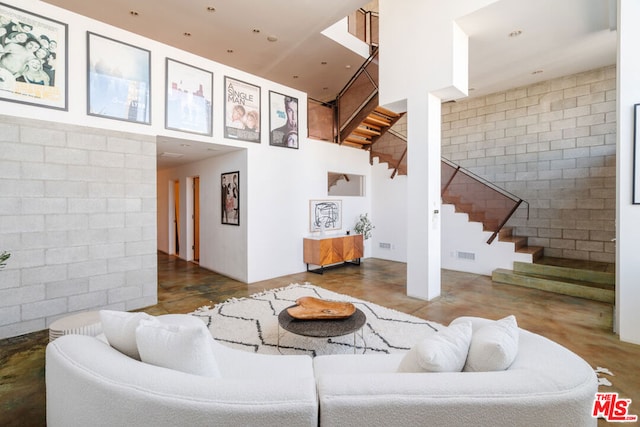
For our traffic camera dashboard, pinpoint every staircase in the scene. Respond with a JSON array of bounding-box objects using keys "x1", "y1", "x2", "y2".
[
  {"x1": 492, "y1": 260, "x2": 615, "y2": 303},
  {"x1": 341, "y1": 106, "x2": 403, "y2": 148}
]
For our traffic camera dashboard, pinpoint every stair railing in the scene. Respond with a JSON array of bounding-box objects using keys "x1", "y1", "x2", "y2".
[
  {"x1": 336, "y1": 48, "x2": 379, "y2": 143},
  {"x1": 348, "y1": 8, "x2": 379, "y2": 49},
  {"x1": 441, "y1": 158, "x2": 529, "y2": 244}
]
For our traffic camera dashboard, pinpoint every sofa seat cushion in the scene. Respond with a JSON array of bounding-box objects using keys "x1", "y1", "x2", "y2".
[{"x1": 397, "y1": 320, "x2": 472, "y2": 372}]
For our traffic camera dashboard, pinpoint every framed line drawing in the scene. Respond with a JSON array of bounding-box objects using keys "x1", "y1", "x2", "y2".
[
  {"x1": 165, "y1": 58, "x2": 213, "y2": 136},
  {"x1": 222, "y1": 171, "x2": 240, "y2": 226},
  {"x1": 0, "y1": 2, "x2": 68, "y2": 110},
  {"x1": 224, "y1": 76, "x2": 260, "y2": 143},
  {"x1": 634, "y1": 104, "x2": 640, "y2": 204},
  {"x1": 269, "y1": 91, "x2": 298, "y2": 149},
  {"x1": 87, "y1": 32, "x2": 151, "y2": 124},
  {"x1": 309, "y1": 200, "x2": 342, "y2": 232}
]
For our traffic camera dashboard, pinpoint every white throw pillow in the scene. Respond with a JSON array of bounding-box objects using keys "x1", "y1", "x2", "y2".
[
  {"x1": 99, "y1": 310, "x2": 153, "y2": 359},
  {"x1": 136, "y1": 318, "x2": 221, "y2": 378},
  {"x1": 397, "y1": 320, "x2": 472, "y2": 373},
  {"x1": 464, "y1": 315, "x2": 519, "y2": 372}
]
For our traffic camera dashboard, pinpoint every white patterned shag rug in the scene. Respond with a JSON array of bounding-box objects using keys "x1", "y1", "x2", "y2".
[{"x1": 191, "y1": 283, "x2": 443, "y2": 356}]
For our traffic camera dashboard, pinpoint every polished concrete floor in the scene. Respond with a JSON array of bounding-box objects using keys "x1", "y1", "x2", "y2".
[{"x1": 1, "y1": 252, "x2": 638, "y2": 426}]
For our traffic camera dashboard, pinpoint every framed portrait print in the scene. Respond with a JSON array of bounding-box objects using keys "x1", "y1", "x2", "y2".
[
  {"x1": 309, "y1": 200, "x2": 342, "y2": 232},
  {"x1": 165, "y1": 58, "x2": 213, "y2": 136},
  {"x1": 224, "y1": 76, "x2": 260, "y2": 143},
  {"x1": 87, "y1": 32, "x2": 151, "y2": 124},
  {"x1": 0, "y1": 2, "x2": 68, "y2": 110},
  {"x1": 269, "y1": 91, "x2": 298, "y2": 149},
  {"x1": 222, "y1": 171, "x2": 240, "y2": 226}
]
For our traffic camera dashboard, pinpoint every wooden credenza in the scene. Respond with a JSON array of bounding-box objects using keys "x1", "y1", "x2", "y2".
[{"x1": 303, "y1": 234, "x2": 364, "y2": 274}]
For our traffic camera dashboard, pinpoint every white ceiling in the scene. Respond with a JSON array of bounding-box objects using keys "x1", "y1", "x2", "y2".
[{"x1": 41, "y1": 0, "x2": 617, "y2": 168}]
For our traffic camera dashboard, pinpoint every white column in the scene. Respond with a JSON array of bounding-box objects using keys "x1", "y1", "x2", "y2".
[
  {"x1": 406, "y1": 94, "x2": 442, "y2": 300},
  {"x1": 616, "y1": 0, "x2": 640, "y2": 344}
]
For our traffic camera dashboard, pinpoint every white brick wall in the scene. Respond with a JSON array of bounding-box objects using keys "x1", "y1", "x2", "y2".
[
  {"x1": 0, "y1": 115, "x2": 157, "y2": 339},
  {"x1": 442, "y1": 66, "x2": 616, "y2": 263}
]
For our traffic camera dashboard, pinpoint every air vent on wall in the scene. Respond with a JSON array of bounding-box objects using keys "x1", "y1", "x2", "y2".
[{"x1": 457, "y1": 251, "x2": 476, "y2": 261}]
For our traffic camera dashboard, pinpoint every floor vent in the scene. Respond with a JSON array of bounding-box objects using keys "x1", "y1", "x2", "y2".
[{"x1": 457, "y1": 251, "x2": 476, "y2": 261}]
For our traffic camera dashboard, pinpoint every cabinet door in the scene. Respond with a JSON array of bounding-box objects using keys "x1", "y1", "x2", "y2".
[{"x1": 343, "y1": 234, "x2": 363, "y2": 260}]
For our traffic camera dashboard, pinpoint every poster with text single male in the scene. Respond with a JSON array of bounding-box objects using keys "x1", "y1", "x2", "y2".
[{"x1": 224, "y1": 76, "x2": 260, "y2": 143}]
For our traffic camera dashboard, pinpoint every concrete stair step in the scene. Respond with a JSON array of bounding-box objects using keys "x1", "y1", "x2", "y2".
[
  {"x1": 514, "y1": 261, "x2": 615, "y2": 285},
  {"x1": 492, "y1": 263, "x2": 615, "y2": 303}
]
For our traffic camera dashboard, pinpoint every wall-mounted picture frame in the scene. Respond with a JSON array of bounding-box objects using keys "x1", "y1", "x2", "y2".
[
  {"x1": 165, "y1": 58, "x2": 213, "y2": 136},
  {"x1": 87, "y1": 32, "x2": 151, "y2": 124},
  {"x1": 269, "y1": 91, "x2": 298, "y2": 149},
  {"x1": 224, "y1": 76, "x2": 260, "y2": 143},
  {"x1": 222, "y1": 171, "x2": 240, "y2": 226},
  {"x1": 0, "y1": 2, "x2": 68, "y2": 110},
  {"x1": 309, "y1": 199, "x2": 342, "y2": 232},
  {"x1": 633, "y1": 104, "x2": 640, "y2": 204}
]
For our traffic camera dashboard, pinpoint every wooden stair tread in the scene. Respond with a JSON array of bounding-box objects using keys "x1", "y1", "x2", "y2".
[
  {"x1": 374, "y1": 106, "x2": 401, "y2": 118},
  {"x1": 363, "y1": 116, "x2": 391, "y2": 127},
  {"x1": 353, "y1": 127, "x2": 381, "y2": 137}
]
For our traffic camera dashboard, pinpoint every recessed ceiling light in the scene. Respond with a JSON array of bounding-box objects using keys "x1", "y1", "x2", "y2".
[
  {"x1": 508, "y1": 30, "x2": 523, "y2": 38},
  {"x1": 227, "y1": 49, "x2": 234, "y2": 53},
  {"x1": 129, "y1": 10, "x2": 139, "y2": 16},
  {"x1": 183, "y1": 32, "x2": 192, "y2": 37},
  {"x1": 206, "y1": 6, "x2": 215, "y2": 12},
  {"x1": 267, "y1": 35, "x2": 278, "y2": 42}
]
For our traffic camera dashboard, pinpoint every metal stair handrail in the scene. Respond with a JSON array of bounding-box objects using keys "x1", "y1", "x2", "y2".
[{"x1": 441, "y1": 157, "x2": 529, "y2": 244}]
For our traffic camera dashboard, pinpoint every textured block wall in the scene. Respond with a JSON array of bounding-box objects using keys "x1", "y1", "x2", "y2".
[
  {"x1": 0, "y1": 115, "x2": 157, "y2": 339},
  {"x1": 441, "y1": 66, "x2": 616, "y2": 263}
]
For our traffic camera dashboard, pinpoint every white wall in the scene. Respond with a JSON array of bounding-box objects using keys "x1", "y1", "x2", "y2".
[{"x1": 616, "y1": 0, "x2": 640, "y2": 344}]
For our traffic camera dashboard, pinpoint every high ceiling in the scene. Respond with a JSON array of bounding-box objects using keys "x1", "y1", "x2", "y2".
[{"x1": 41, "y1": 0, "x2": 617, "y2": 167}]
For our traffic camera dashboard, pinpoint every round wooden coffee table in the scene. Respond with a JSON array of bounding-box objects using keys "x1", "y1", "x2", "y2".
[{"x1": 277, "y1": 305, "x2": 366, "y2": 354}]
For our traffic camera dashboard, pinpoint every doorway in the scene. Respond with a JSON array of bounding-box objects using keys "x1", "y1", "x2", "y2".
[{"x1": 193, "y1": 176, "x2": 200, "y2": 262}]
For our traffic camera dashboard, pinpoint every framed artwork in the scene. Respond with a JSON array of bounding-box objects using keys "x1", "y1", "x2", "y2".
[
  {"x1": 634, "y1": 104, "x2": 640, "y2": 204},
  {"x1": 309, "y1": 200, "x2": 342, "y2": 232},
  {"x1": 87, "y1": 32, "x2": 151, "y2": 124},
  {"x1": 224, "y1": 76, "x2": 260, "y2": 143},
  {"x1": 222, "y1": 171, "x2": 240, "y2": 226},
  {"x1": 269, "y1": 91, "x2": 298, "y2": 149},
  {"x1": 0, "y1": 2, "x2": 68, "y2": 110},
  {"x1": 165, "y1": 58, "x2": 213, "y2": 136}
]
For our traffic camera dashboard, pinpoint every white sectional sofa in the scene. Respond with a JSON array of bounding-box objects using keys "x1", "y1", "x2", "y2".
[
  {"x1": 313, "y1": 316, "x2": 598, "y2": 427},
  {"x1": 46, "y1": 314, "x2": 597, "y2": 427},
  {"x1": 45, "y1": 314, "x2": 318, "y2": 427}
]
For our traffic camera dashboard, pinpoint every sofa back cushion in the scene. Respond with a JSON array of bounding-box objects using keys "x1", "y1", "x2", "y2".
[
  {"x1": 453, "y1": 315, "x2": 519, "y2": 372},
  {"x1": 397, "y1": 320, "x2": 472, "y2": 372},
  {"x1": 100, "y1": 310, "x2": 153, "y2": 359},
  {"x1": 136, "y1": 318, "x2": 221, "y2": 377}
]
